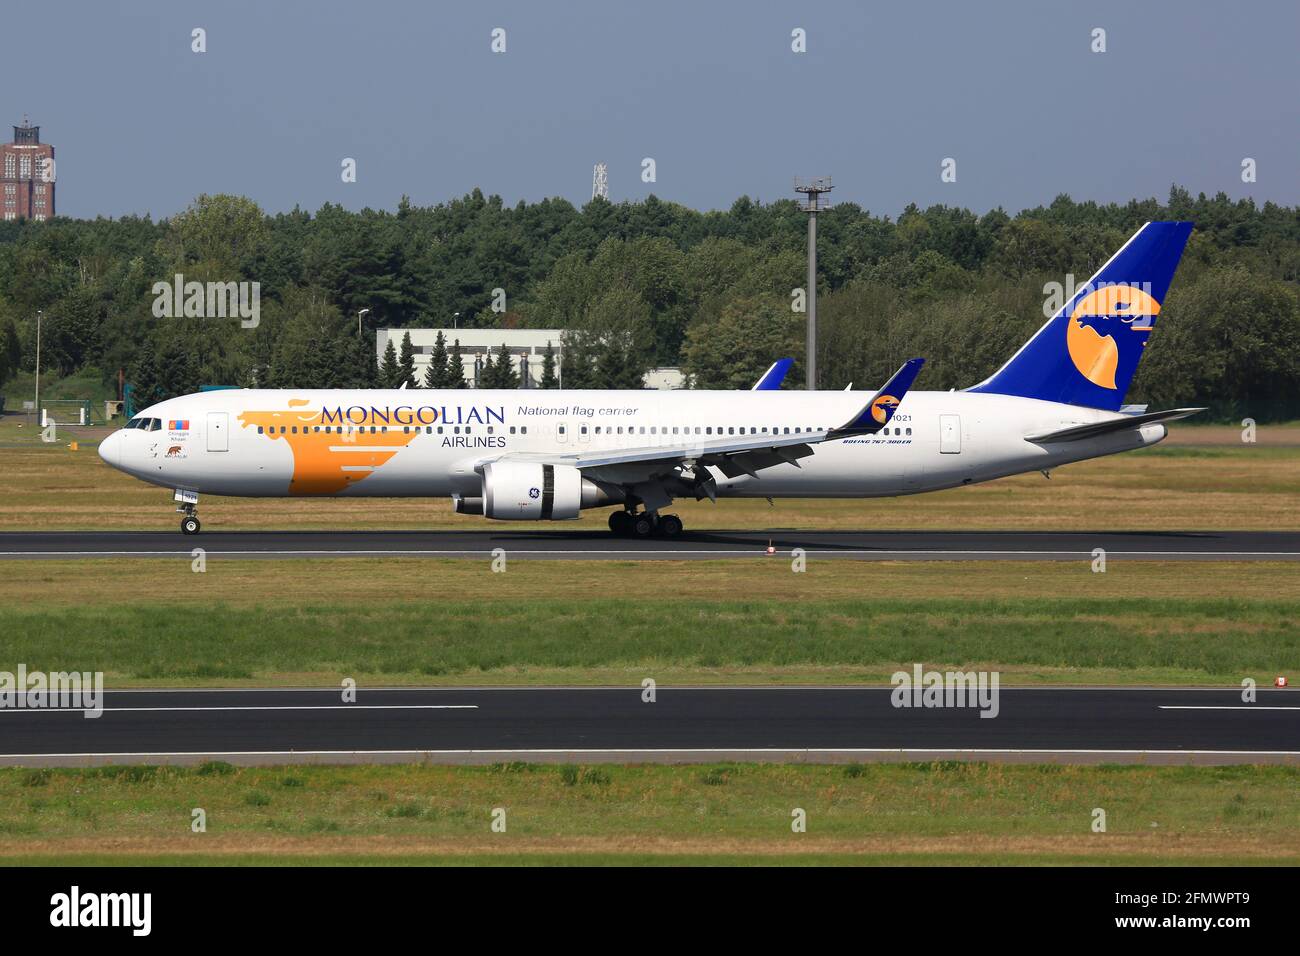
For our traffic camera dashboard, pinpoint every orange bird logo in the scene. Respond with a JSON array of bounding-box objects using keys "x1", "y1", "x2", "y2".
[
  {"x1": 1065, "y1": 284, "x2": 1161, "y2": 390},
  {"x1": 871, "y1": 394, "x2": 901, "y2": 425}
]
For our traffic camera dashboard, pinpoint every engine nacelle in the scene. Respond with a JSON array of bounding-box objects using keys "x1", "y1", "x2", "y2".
[{"x1": 480, "y1": 461, "x2": 615, "y2": 520}]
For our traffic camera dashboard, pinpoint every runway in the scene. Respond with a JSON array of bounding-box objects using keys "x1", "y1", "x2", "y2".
[
  {"x1": 1, "y1": 529, "x2": 1298, "y2": 561},
  {"x1": 1, "y1": 687, "x2": 1296, "y2": 766}
]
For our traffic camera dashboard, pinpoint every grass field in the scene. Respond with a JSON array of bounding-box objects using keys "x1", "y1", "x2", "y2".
[
  {"x1": 2, "y1": 419, "x2": 1295, "y2": 867},
  {"x1": 2, "y1": 558, "x2": 1296, "y2": 686},
  {"x1": 1, "y1": 761, "x2": 1294, "y2": 865},
  {"x1": 0, "y1": 414, "x2": 1297, "y2": 531}
]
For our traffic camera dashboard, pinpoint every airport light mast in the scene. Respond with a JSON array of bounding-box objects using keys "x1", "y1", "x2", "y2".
[{"x1": 794, "y1": 176, "x2": 833, "y2": 390}]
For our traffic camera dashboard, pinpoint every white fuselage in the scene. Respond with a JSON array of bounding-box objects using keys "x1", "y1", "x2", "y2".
[{"x1": 99, "y1": 387, "x2": 1166, "y2": 506}]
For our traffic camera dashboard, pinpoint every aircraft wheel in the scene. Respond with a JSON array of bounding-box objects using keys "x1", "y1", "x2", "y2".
[
  {"x1": 656, "y1": 514, "x2": 683, "y2": 538},
  {"x1": 181, "y1": 515, "x2": 201, "y2": 535},
  {"x1": 631, "y1": 514, "x2": 656, "y2": 538},
  {"x1": 609, "y1": 511, "x2": 632, "y2": 536}
]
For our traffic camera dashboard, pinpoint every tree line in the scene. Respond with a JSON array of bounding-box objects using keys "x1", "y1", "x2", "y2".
[{"x1": 0, "y1": 185, "x2": 1296, "y2": 419}]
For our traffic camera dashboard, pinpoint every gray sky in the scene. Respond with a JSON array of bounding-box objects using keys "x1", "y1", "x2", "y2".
[{"x1": 10, "y1": 0, "x2": 1298, "y2": 220}]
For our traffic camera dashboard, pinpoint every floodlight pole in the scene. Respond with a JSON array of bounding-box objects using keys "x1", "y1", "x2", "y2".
[
  {"x1": 33, "y1": 310, "x2": 42, "y2": 426},
  {"x1": 794, "y1": 177, "x2": 833, "y2": 391}
]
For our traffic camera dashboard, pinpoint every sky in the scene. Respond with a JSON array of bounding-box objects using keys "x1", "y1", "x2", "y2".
[{"x1": 8, "y1": 0, "x2": 1298, "y2": 220}]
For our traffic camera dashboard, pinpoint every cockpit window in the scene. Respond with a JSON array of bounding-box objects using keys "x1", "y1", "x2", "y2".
[
  {"x1": 126, "y1": 418, "x2": 142, "y2": 429},
  {"x1": 145, "y1": 418, "x2": 162, "y2": 431}
]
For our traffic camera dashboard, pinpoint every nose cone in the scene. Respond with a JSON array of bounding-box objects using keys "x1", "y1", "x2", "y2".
[{"x1": 98, "y1": 430, "x2": 122, "y2": 469}]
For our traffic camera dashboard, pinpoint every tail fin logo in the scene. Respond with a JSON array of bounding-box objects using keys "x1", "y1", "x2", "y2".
[
  {"x1": 871, "y1": 394, "x2": 901, "y2": 424},
  {"x1": 1065, "y1": 284, "x2": 1161, "y2": 389}
]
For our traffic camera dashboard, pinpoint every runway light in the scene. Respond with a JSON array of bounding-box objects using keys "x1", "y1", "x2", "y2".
[
  {"x1": 766, "y1": 540, "x2": 776, "y2": 555},
  {"x1": 1276, "y1": 676, "x2": 1288, "y2": 687}
]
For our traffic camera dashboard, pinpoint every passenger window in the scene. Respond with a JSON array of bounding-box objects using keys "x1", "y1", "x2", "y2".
[
  {"x1": 257, "y1": 426, "x2": 264, "y2": 434},
  {"x1": 906, "y1": 427, "x2": 912, "y2": 435},
  {"x1": 521, "y1": 427, "x2": 527, "y2": 435},
  {"x1": 580, "y1": 426, "x2": 587, "y2": 435}
]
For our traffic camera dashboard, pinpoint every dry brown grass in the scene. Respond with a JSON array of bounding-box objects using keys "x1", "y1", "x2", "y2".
[{"x1": 4, "y1": 557, "x2": 1298, "y2": 608}]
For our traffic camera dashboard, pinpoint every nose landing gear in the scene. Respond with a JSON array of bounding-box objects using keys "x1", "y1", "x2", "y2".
[{"x1": 175, "y1": 490, "x2": 201, "y2": 535}]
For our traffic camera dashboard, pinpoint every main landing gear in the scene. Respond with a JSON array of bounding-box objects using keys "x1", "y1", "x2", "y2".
[{"x1": 608, "y1": 509, "x2": 683, "y2": 538}]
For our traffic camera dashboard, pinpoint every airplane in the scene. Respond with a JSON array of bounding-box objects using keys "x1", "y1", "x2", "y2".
[{"x1": 99, "y1": 221, "x2": 1202, "y2": 538}]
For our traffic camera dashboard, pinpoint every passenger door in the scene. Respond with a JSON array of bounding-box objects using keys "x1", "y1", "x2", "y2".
[
  {"x1": 207, "y1": 411, "x2": 229, "y2": 452},
  {"x1": 939, "y1": 414, "x2": 961, "y2": 454}
]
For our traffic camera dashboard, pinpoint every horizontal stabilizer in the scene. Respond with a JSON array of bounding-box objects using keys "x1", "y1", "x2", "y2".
[{"x1": 1026, "y1": 407, "x2": 1205, "y2": 444}]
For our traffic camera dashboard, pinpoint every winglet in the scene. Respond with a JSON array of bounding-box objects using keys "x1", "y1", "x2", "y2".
[
  {"x1": 831, "y1": 358, "x2": 925, "y2": 436},
  {"x1": 752, "y1": 358, "x2": 794, "y2": 390}
]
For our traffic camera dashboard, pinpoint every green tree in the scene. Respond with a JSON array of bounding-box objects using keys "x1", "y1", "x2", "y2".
[
  {"x1": 1134, "y1": 265, "x2": 1300, "y2": 419},
  {"x1": 488, "y1": 343, "x2": 519, "y2": 388},
  {"x1": 269, "y1": 287, "x2": 350, "y2": 388},
  {"x1": 128, "y1": 337, "x2": 162, "y2": 409},
  {"x1": 379, "y1": 338, "x2": 400, "y2": 388},
  {"x1": 423, "y1": 330, "x2": 449, "y2": 388},
  {"x1": 682, "y1": 297, "x2": 804, "y2": 389},
  {"x1": 476, "y1": 346, "x2": 496, "y2": 388},
  {"x1": 446, "y1": 339, "x2": 466, "y2": 388},
  {"x1": 398, "y1": 330, "x2": 417, "y2": 387},
  {"x1": 159, "y1": 193, "x2": 269, "y2": 271},
  {"x1": 559, "y1": 330, "x2": 606, "y2": 388},
  {"x1": 539, "y1": 341, "x2": 558, "y2": 389}
]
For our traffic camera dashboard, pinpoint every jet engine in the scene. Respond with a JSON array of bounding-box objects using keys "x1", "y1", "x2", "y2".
[{"x1": 462, "y1": 461, "x2": 618, "y2": 520}]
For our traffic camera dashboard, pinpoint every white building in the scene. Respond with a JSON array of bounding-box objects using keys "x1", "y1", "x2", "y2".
[{"x1": 375, "y1": 328, "x2": 683, "y2": 389}]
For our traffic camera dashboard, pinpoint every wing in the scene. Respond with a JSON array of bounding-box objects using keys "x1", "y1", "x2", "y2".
[{"x1": 484, "y1": 358, "x2": 925, "y2": 492}]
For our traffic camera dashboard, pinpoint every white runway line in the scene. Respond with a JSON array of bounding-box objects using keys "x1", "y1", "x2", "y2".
[
  {"x1": 0, "y1": 747, "x2": 1297, "y2": 759},
  {"x1": 1159, "y1": 705, "x2": 1300, "y2": 711},
  {"x1": 0, "y1": 704, "x2": 478, "y2": 714}
]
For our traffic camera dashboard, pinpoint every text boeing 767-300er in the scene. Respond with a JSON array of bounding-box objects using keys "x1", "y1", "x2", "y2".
[{"x1": 100, "y1": 222, "x2": 1201, "y2": 537}]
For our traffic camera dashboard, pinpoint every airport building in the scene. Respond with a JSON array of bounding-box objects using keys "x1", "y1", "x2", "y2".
[
  {"x1": 375, "y1": 328, "x2": 684, "y2": 389},
  {"x1": 1, "y1": 118, "x2": 55, "y2": 221}
]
